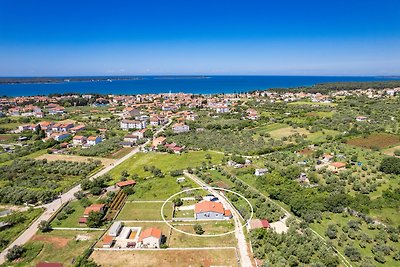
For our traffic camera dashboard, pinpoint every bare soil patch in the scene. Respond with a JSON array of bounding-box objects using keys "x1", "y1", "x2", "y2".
[
  {"x1": 32, "y1": 235, "x2": 70, "y2": 248},
  {"x1": 347, "y1": 134, "x2": 400, "y2": 149}
]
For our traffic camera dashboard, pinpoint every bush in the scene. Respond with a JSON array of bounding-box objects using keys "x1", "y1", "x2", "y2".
[
  {"x1": 38, "y1": 220, "x2": 52, "y2": 232},
  {"x1": 6, "y1": 245, "x2": 25, "y2": 261},
  {"x1": 193, "y1": 223, "x2": 204, "y2": 235},
  {"x1": 379, "y1": 157, "x2": 400, "y2": 174}
]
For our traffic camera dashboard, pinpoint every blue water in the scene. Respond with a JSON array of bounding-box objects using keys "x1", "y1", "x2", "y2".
[{"x1": 0, "y1": 76, "x2": 398, "y2": 96}]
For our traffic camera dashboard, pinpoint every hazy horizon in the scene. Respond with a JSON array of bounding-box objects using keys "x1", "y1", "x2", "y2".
[{"x1": 1, "y1": 0, "x2": 400, "y2": 76}]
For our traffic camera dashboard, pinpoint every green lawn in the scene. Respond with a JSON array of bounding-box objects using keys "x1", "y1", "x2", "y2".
[
  {"x1": 108, "y1": 151, "x2": 223, "y2": 182},
  {"x1": 9, "y1": 230, "x2": 102, "y2": 267},
  {"x1": 174, "y1": 209, "x2": 194, "y2": 218},
  {"x1": 169, "y1": 221, "x2": 236, "y2": 247},
  {"x1": 117, "y1": 201, "x2": 174, "y2": 221},
  {"x1": 127, "y1": 175, "x2": 198, "y2": 201},
  {"x1": 0, "y1": 208, "x2": 44, "y2": 252},
  {"x1": 51, "y1": 198, "x2": 96, "y2": 228}
]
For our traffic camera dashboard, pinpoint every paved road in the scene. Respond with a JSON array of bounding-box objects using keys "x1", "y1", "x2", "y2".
[
  {"x1": 0, "y1": 122, "x2": 171, "y2": 264},
  {"x1": 184, "y1": 171, "x2": 253, "y2": 267}
]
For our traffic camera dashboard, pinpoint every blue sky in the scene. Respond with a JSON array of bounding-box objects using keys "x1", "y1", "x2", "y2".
[{"x1": 0, "y1": 0, "x2": 399, "y2": 76}]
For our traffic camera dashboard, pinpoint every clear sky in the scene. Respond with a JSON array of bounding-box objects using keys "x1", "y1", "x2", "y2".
[{"x1": 0, "y1": 0, "x2": 399, "y2": 76}]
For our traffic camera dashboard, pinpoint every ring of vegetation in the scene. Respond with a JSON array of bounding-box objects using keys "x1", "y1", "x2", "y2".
[{"x1": 161, "y1": 186, "x2": 254, "y2": 237}]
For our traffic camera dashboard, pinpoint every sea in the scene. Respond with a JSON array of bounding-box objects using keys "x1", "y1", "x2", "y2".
[{"x1": 0, "y1": 75, "x2": 398, "y2": 97}]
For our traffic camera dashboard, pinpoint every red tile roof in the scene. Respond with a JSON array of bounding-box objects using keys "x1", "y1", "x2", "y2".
[
  {"x1": 195, "y1": 201, "x2": 224, "y2": 214},
  {"x1": 138, "y1": 227, "x2": 162, "y2": 242},
  {"x1": 83, "y1": 204, "x2": 105, "y2": 216},
  {"x1": 102, "y1": 235, "x2": 113, "y2": 244},
  {"x1": 116, "y1": 180, "x2": 136, "y2": 187}
]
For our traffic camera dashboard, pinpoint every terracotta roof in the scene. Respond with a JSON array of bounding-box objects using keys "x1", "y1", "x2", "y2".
[
  {"x1": 195, "y1": 201, "x2": 224, "y2": 214},
  {"x1": 87, "y1": 136, "x2": 98, "y2": 141},
  {"x1": 224, "y1": 209, "x2": 232, "y2": 217},
  {"x1": 102, "y1": 235, "x2": 113, "y2": 244},
  {"x1": 83, "y1": 204, "x2": 105, "y2": 215},
  {"x1": 78, "y1": 217, "x2": 87, "y2": 224},
  {"x1": 331, "y1": 162, "x2": 346, "y2": 168},
  {"x1": 138, "y1": 227, "x2": 162, "y2": 242},
  {"x1": 116, "y1": 180, "x2": 136, "y2": 187}
]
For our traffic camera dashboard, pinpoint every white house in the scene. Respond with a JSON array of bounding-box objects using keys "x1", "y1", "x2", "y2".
[
  {"x1": 73, "y1": 135, "x2": 87, "y2": 146},
  {"x1": 109, "y1": 221, "x2": 123, "y2": 237},
  {"x1": 215, "y1": 105, "x2": 230, "y2": 113},
  {"x1": 172, "y1": 123, "x2": 189, "y2": 133},
  {"x1": 254, "y1": 168, "x2": 268, "y2": 176},
  {"x1": 138, "y1": 227, "x2": 162, "y2": 248},
  {"x1": 87, "y1": 136, "x2": 102, "y2": 146},
  {"x1": 120, "y1": 120, "x2": 147, "y2": 130}
]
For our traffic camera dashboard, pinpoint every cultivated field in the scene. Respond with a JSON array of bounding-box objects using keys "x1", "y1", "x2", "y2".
[
  {"x1": 36, "y1": 153, "x2": 116, "y2": 167},
  {"x1": 347, "y1": 133, "x2": 400, "y2": 149},
  {"x1": 91, "y1": 248, "x2": 238, "y2": 267}
]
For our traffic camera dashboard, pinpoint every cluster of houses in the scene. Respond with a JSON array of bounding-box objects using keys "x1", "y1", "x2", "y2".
[
  {"x1": 121, "y1": 129, "x2": 147, "y2": 147},
  {"x1": 102, "y1": 221, "x2": 163, "y2": 249},
  {"x1": 150, "y1": 136, "x2": 185, "y2": 153}
]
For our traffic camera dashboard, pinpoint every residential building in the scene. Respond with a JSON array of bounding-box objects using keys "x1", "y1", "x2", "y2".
[
  {"x1": 120, "y1": 119, "x2": 147, "y2": 130},
  {"x1": 254, "y1": 168, "x2": 268, "y2": 176},
  {"x1": 87, "y1": 136, "x2": 102, "y2": 146},
  {"x1": 195, "y1": 201, "x2": 225, "y2": 220},
  {"x1": 138, "y1": 227, "x2": 162, "y2": 248},
  {"x1": 172, "y1": 123, "x2": 189, "y2": 133}
]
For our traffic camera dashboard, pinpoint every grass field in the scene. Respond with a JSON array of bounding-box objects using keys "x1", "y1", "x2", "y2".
[
  {"x1": 174, "y1": 209, "x2": 194, "y2": 218},
  {"x1": 107, "y1": 147, "x2": 133, "y2": 159},
  {"x1": 0, "y1": 208, "x2": 43, "y2": 252},
  {"x1": 347, "y1": 133, "x2": 400, "y2": 149},
  {"x1": 268, "y1": 126, "x2": 310, "y2": 139},
  {"x1": 35, "y1": 153, "x2": 116, "y2": 167},
  {"x1": 108, "y1": 151, "x2": 223, "y2": 181},
  {"x1": 50, "y1": 200, "x2": 87, "y2": 228},
  {"x1": 117, "y1": 201, "x2": 174, "y2": 221},
  {"x1": 91, "y1": 248, "x2": 238, "y2": 267},
  {"x1": 19, "y1": 230, "x2": 102, "y2": 267},
  {"x1": 169, "y1": 221, "x2": 236, "y2": 248},
  {"x1": 127, "y1": 176, "x2": 198, "y2": 201}
]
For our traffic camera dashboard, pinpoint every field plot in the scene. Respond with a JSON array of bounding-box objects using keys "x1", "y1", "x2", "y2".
[
  {"x1": 347, "y1": 133, "x2": 400, "y2": 149},
  {"x1": 24, "y1": 230, "x2": 102, "y2": 267},
  {"x1": 169, "y1": 221, "x2": 236, "y2": 248},
  {"x1": 107, "y1": 147, "x2": 133, "y2": 159},
  {"x1": 108, "y1": 151, "x2": 223, "y2": 181},
  {"x1": 117, "y1": 201, "x2": 174, "y2": 221},
  {"x1": 268, "y1": 126, "x2": 310, "y2": 139},
  {"x1": 91, "y1": 248, "x2": 238, "y2": 267},
  {"x1": 35, "y1": 153, "x2": 116, "y2": 167}
]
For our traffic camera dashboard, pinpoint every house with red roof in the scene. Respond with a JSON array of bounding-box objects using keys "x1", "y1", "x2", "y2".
[
  {"x1": 116, "y1": 180, "x2": 136, "y2": 188},
  {"x1": 83, "y1": 203, "x2": 106, "y2": 218},
  {"x1": 138, "y1": 227, "x2": 162, "y2": 248},
  {"x1": 194, "y1": 201, "x2": 226, "y2": 220}
]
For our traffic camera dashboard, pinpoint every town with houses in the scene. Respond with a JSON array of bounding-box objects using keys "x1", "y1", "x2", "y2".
[{"x1": 0, "y1": 83, "x2": 400, "y2": 267}]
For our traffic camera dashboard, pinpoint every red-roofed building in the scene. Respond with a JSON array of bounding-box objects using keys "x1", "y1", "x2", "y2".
[
  {"x1": 195, "y1": 201, "x2": 225, "y2": 220},
  {"x1": 138, "y1": 227, "x2": 162, "y2": 248},
  {"x1": 102, "y1": 235, "x2": 114, "y2": 248},
  {"x1": 116, "y1": 180, "x2": 136, "y2": 188},
  {"x1": 83, "y1": 204, "x2": 105, "y2": 217}
]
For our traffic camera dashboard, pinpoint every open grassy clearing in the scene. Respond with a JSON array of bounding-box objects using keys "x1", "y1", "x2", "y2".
[
  {"x1": 11, "y1": 230, "x2": 103, "y2": 267},
  {"x1": 253, "y1": 123, "x2": 287, "y2": 135},
  {"x1": 91, "y1": 248, "x2": 238, "y2": 267},
  {"x1": 127, "y1": 176, "x2": 198, "y2": 201},
  {"x1": 305, "y1": 111, "x2": 334, "y2": 118},
  {"x1": 35, "y1": 153, "x2": 116, "y2": 167},
  {"x1": 268, "y1": 126, "x2": 310, "y2": 139},
  {"x1": 0, "y1": 208, "x2": 43, "y2": 252},
  {"x1": 108, "y1": 151, "x2": 223, "y2": 182},
  {"x1": 347, "y1": 133, "x2": 400, "y2": 149},
  {"x1": 169, "y1": 221, "x2": 236, "y2": 248},
  {"x1": 117, "y1": 201, "x2": 174, "y2": 221},
  {"x1": 50, "y1": 197, "x2": 98, "y2": 228},
  {"x1": 174, "y1": 209, "x2": 194, "y2": 218}
]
